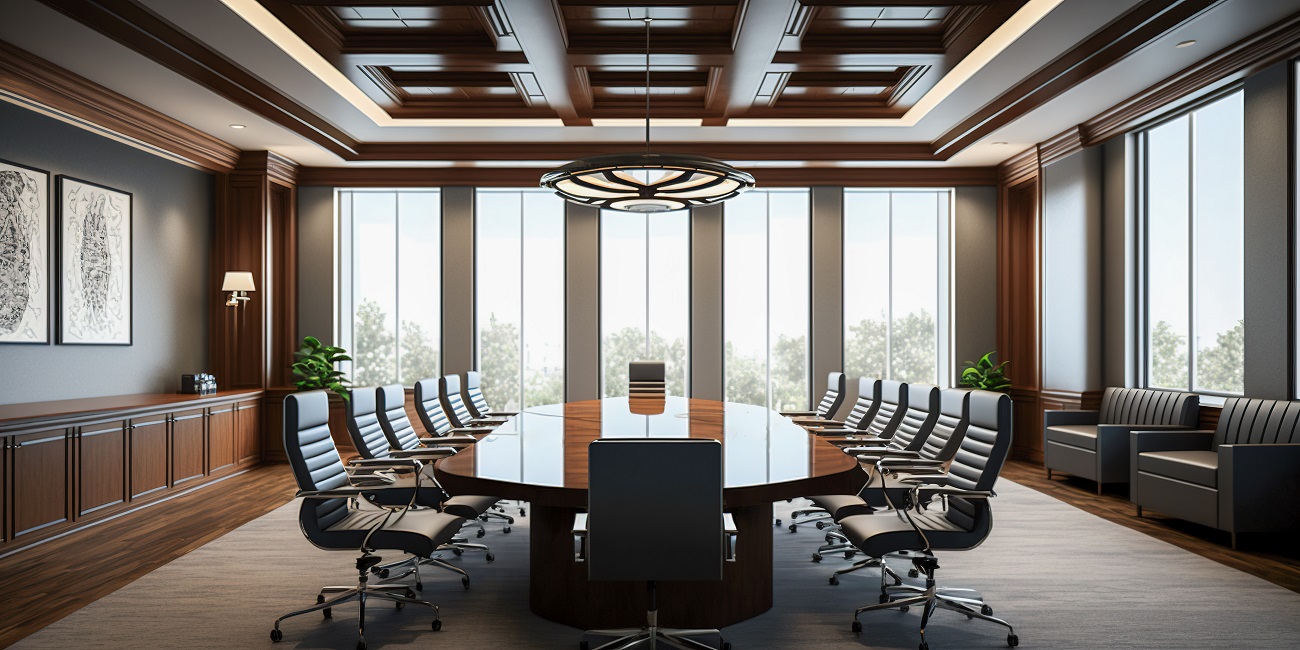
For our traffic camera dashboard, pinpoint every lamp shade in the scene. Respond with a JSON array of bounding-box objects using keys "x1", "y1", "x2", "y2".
[{"x1": 221, "y1": 271, "x2": 256, "y2": 292}]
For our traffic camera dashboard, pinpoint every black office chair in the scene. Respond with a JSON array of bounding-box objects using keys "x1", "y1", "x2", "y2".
[
  {"x1": 837, "y1": 390, "x2": 1018, "y2": 650},
  {"x1": 782, "y1": 371, "x2": 849, "y2": 422},
  {"x1": 272, "y1": 390, "x2": 463, "y2": 650},
  {"x1": 628, "y1": 360, "x2": 667, "y2": 396},
  {"x1": 413, "y1": 378, "x2": 482, "y2": 446},
  {"x1": 574, "y1": 438, "x2": 736, "y2": 650},
  {"x1": 441, "y1": 373, "x2": 508, "y2": 428},
  {"x1": 464, "y1": 370, "x2": 518, "y2": 419},
  {"x1": 801, "y1": 378, "x2": 882, "y2": 435}
]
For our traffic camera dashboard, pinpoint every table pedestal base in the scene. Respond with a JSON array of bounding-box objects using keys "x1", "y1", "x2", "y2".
[{"x1": 528, "y1": 502, "x2": 775, "y2": 629}]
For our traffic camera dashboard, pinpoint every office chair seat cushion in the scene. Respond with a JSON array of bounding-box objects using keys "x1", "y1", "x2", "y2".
[
  {"x1": 1137, "y1": 450, "x2": 1218, "y2": 488},
  {"x1": 442, "y1": 495, "x2": 501, "y2": 519},
  {"x1": 317, "y1": 505, "x2": 466, "y2": 558},
  {"x1": 1045, "y1": 424, "x2": 1099, "y2": 451},
  {"x1": 838, "y1": 509, "x2": 967, "y2": 559},
  {"x1": 808, "y1": 494, "x2": 874, "y2": 520}
]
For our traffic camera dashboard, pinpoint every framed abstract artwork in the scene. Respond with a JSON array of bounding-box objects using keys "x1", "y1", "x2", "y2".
[
  {"x1": 0, "y1": 158, "x2": 51, "y2": 344},
  {"x1": 57, "y1": 176, "x2": 133, "y2": 345}
]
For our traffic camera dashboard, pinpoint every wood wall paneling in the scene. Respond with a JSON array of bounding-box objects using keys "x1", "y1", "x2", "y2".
[
  {"x1": 76, "y1": 421, "x2": 126, "y2": 517},
  {"x1": 236, "y1": 401, "x2": 261, "y2": 465},
  {"x1": 171, "y1": 409, "x2": 207, "y2": 486},
  {"x1": 997, "y1": 148, "x2": 1043, "y2": 462},
  {"x1": 11, "y1": 429, "x2": 71, "y2": 538},
  {"x1": 207, "y1": 407, "x2": 235, "y2": 474},
  {"x1": 128, "y1": 415, "x2": 169, "y2": 500},
  {"x1": 0, "y1": 441, "x2": 7, "y2": 544}
]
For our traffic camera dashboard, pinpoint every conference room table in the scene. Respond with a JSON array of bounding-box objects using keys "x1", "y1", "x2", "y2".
[{"x1": 434, "y1": 395, "x2": 864, "y2": 628}]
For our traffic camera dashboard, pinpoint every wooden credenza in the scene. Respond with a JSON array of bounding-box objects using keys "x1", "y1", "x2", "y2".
[{"x1": 0, "y1": 390, "x2": 263, "y2": 554}]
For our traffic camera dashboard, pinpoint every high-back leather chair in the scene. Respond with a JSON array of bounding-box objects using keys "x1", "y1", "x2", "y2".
[
  {"x1": 464, "y1": 370, "x2": 517, "y2": 420},
  {"x1": 813, "y1": 379, "x2": 883, "y2": 434},
  {"x1": 413, "y1": 378, "x2": 480, "y2": 445},
  {"x1": 782, "y1": 372, "x2": 848, "y2": 421},
  {"x1": 859, "y1": 380, "x2": 909, "y2": 440},
  {"x1": 628, "y1": 361, "x2": 667, "y2": 396},
  {"x1": 272, "y1": 390, "x2": 462, "y2": 647},
  {"x1": 441, "y1": 374, "x2": 505, "y2": 429},
  {"x1": 875, "y1": 383, "x2": 940, "y2": 452}
]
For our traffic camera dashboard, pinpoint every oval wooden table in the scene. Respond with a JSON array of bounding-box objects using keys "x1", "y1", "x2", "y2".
[{"x1": 434, "y1": 396, "x2": 864, "y2": 629}]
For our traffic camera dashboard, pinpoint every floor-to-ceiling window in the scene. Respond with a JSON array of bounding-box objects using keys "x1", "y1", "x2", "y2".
[
  {"x1": 475, "y1": 190, "x2": 566, "y2": 410},
  {"x1": 723, "y1": 189, "x2": 811, "y2": 410},
  {"x1": 1142, "y1": 90, "x2": 1245, "y2": 395},
  {"x1": 842, "y1": 189, "x2": 949, "y2": 386},
  {"x1": 340, "y1": 189, "x2": 441, "y2": 387},
  {"x1": 600, "y1": 209, "x2": 690, "y2": 397}
]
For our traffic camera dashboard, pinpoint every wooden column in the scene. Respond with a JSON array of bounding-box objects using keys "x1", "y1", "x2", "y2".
[{"x1": 997, "y1": 148, "x2": 1044, "y2": 463}]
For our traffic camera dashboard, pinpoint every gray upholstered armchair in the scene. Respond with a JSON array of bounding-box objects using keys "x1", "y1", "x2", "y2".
[
  {"x1": 1131, "y1": 398, "x2": 1300, "y2": 549},
  {"x1": 1044, "y1": 387, "x2": 1198, "y2": 494}
]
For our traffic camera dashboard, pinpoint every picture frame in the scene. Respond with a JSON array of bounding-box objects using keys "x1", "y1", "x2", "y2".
[
  {"x1": 57, "y1": 175, "x2": 133, "y2": 345},
  {"x1": 0, "y1": 158, "x2": 51, "y2": 345}
]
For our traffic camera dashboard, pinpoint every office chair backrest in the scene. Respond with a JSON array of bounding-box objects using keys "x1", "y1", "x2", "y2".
[
  {"x1": 918, "y1": 389, "x2": 971, "y2": 462},
  {"x1": 933, "y1": 390, "x2": 1011, "y2": 537},
  {"x1": 414, "y1": 378, "x2": 454, "y2": 437},
  {"x1": 284, "y1": 391, "x2": 351, "y2": 536},
  {"x1": 886, "y1": 383, "x2": 940, "y2": 452},
  {"x1": 439, "y1": 374, "x2": 476, "y2": 428},
  {"x1": 465, "y1": 370, "x2": 492, "y2": 419},
  {"x1": 377, "y1": 384, "x2": 422, "y2": 452},
  {"x1": 1098, "y1": 387, "x2": 1199, "y2": 426},
  {"x1": 863, "y1": 379, "x2": 908, "y2": 438},
  {"x1": 816, "y1": 372, "x2": 848, "y2": 418},
  {"x1": 587, "y1": 438, "x2": 723, "y2": 582},
  {"x1": 843, "y1": 379, "x2": 881, "y2": 430},
  {"x1": 629, "y1": 361, "x2": 667, "y2": 396},
  {"x1": 345, "y1": 386, "x2": 392, "y2": 460},
  {"x1": 1213, "y1": 398, "x2": 1300, "y2": 446}
]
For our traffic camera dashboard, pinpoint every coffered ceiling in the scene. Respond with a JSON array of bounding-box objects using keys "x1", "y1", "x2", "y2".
[{"x1": 2, "y1": 0, "x2": 1299, "y2": 171}]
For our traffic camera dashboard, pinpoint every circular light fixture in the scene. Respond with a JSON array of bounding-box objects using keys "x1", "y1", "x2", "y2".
[
  {"x1": 541, "y1": 15, "x2": 754, "y2": 212},
  {"x1": 229, "y1": 123, "x2": 246, "y2": 129},
  {"x1": 1176, "y1": 39, "x2": 1196, "y2": 48},
  {"x1": 541, "y1": 152, "x2": 755, "y2": 212}
]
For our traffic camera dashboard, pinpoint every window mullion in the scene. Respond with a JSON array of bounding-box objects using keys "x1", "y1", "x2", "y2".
[{"x1": 1187, "y1": 114, "x2": 1197, "y2": 392}]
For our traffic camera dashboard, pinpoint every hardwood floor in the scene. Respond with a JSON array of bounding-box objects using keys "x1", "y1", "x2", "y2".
[
  {"x1": 0, "y1": 463, "x2": 296, "y2": 648},
  {"x1": 3, "y1": 459, "x2": 1298, "y2": 647},
  {"x1": 1002, "y1": 459, "x2": 1300, "y2": 594}
]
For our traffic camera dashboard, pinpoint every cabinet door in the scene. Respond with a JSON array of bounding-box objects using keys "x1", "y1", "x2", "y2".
[
  {"x1": 236, "y1": 401, "x2": 261, "y2": 464},
  {"x1": 172, "y1": 409, "x2": 206, "y2": 486},
  {"x1": 1, "y1": 438, "x2": 8, "y2": 545},
  {"x1": 79, "y1": 420, "x2": 127, "y2": 517},
  {"x1": 129, "y1": 415, "x2": 169, "y2": 500},
  {"x1": 208, "y1": 406, "x2": 235, "y2": 473},
  {"x1": 12, "y1": 428, "x2": 71, "y2": 538}
]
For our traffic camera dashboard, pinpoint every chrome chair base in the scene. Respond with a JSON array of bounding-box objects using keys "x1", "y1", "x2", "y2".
[{"x1": 582, "y1": 627, "x2": 727, "y2": 650}]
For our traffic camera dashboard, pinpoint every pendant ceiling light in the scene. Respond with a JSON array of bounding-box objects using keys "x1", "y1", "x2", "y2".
[{"x1": 541, "y1": 15, "x2": 755, "y2": 213}]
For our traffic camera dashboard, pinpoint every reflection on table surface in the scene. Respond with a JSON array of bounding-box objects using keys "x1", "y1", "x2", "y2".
[{"x1": 469, "y1": 396, "x2": 813, "y2": 489}]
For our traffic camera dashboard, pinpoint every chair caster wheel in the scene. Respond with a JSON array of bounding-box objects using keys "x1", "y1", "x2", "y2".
[
  {"x1": 899, "y1": 606, "x2": 910, "y2": 612},
  {"x1": 432, "y1": 619, "x2": 442, "y2": 631},
  {"x1": 982, "y1": 604, "x2": 993, "y2": 616},
  {"x1": 851, "y1": 621, "x2": 862, "y2": 636},
  {"x1": 416, "y1": 582, "x2": 424, "y2": 592},
  {"x1": 1007, "y1": 634, "x2": 1019, "y2": 647},
  {"x1": 918, "y1": 642, "x2": 928, "y2": 650},
  {"x1": 376, "y1": 568, "x2": 390, "y2": 579},
  {"x1": 486, "y1": 553, "x2": 495, "y2": 562},
  {"x1": 506, "y1": 516, "x2": 515, "y2": 524},
  {"x1": 829, "y1": 576, "x2": 839, "y2": 586},
  {"x1": 812, "y1": 554, "x2": 822, "y2": 563},
  {"x1": 462, "y1": 577, "x2": 471, "y2": 589},
  {"x1": 477, "y1": 529, "x2": 486, "y2": 538},
  {"x1": 323, "y1": 608, "x2": 332, "y2": 619},
  {"x1": 396, "y1": 601, "x2": 404, "y2": 610},
  {"x1": 270, "y1": 629, "x2": 283, "y2": 642},
  {"x1": 879, "y1": 594, "x2": 890, "y2": 604},
  {"x1": 317, "y1": 594, "x2": 326, "y2": 604},
  {"x1": 908, "y1": 569, "x2": 919, "y2": 578},
  {"x1": 815, "y1": 521, "x2": 826, "y2": 530},
  {"x1": 504, "y1": 527, "x2": 512, "y2": 534},
  {"x1": 788, "y1": 525, "x2": 798, "y2": 533},
  {"x1": 844, "y1": 551, "x2": 856, "y2": 560},
  {"x1": 774, "y1": 519, "x2": 781, "y2": 527},
  {"x1": 453, "y1": 548, "x2": 464, "y2": 556},
  {"x1": 520, "y1": 508, "x2": 526, "y2": 516}
]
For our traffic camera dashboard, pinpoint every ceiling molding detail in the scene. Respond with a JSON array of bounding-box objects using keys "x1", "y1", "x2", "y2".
[{"x1": 997, "y1": 146, "x2": 1039, "y2": 186}]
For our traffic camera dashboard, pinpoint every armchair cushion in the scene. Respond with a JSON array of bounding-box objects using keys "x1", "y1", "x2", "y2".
[
  {"x1": 1137, "y1": 450, "x2": 1218, "y2": 488},
  {"x1": 1045, "y1": 424, "x2": 1099, "y2": 451}
]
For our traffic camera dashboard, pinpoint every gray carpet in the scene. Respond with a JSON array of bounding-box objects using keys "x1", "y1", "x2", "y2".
[{"x1": 15, "y1": 479, "x2": 1300, "y2": 649}]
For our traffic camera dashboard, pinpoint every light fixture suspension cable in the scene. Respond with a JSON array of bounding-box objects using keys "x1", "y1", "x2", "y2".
[{"x1": 644, "y1": 13, "x2": 651, "y2": 153}]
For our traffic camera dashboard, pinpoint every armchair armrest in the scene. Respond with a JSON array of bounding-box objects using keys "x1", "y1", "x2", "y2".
[
  {"x1": 1042, "y1": 409, "x2": 1099, "y2": 428},
  {"x1": 1220, "y1": 443, "x2": 1300, "y2": 533},
  {"x1": 1129, "y1": 429, "x2": 1215, "y2": 501}
]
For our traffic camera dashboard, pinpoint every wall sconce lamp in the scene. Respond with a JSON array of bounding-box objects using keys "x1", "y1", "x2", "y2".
[{"x1": 222, "y1": 271, "x2": 256, "y2": 307}]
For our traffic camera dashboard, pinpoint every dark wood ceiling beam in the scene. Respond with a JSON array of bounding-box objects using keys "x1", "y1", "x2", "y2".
[
  {"x1": 282, "y1": 0, "x2": 494, "y2": 6},
  {"x1": 38, "y1": 0, "x2": 360, "y2": 158},
  {"x1": 588, "y1": 71, "x2": 711, "y2": 87},
  {"x1": 798, "y1": 0, "x2": 1013, "y2": 5},
  {"x1": 386, "y1": 70, "x2": 515, "y2": 86},
  {"x1": 932, "y1": 0, "x2": 1226, "y2": 158},
  {"x1": 714, "y1": 0, "x2": 796, "y2": 116},
  {"x1": 501, "y1": 0, "x2": 582, "y2": 119},
  {"x1": 770, "y1": 52, "x2": 942, "y2": 67},
  {"x1": 890, "y1": 1, "x2": 1023, "y2": 108},
  {"x1": 340, "y1": 33, "x2": 498, "y2": 54}
]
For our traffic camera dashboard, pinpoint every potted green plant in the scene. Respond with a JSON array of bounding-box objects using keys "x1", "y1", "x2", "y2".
[
  {"x1": 290, "y1": 336, "x2": 352, "y2": 400},
  {"x1": 959, "y1": 351, "x2": 1011, "y2": 392}
]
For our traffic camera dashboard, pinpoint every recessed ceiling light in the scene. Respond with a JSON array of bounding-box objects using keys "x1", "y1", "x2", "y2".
[
  {"x1": 229, "y1": 124, "x2": 246, "y2": 129},
  {"x1": 991, "y1": 141, "x2": 1008, "y2": 145},
  {"x1": 1176, "y1": 40, "x2": 1196, "y2": 48}
]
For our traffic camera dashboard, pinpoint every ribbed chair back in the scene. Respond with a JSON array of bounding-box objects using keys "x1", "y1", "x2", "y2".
[
  {"x1": 345, "y1": 386, "x2": 392, "y2": 460},
  {"x1": 414, "y1": 378, "x2": 455, "y2": 438},
  {"x1": 440, "y1": 374, "x2": 476, "y2": 428},
  {"x1": 863, "y1": 380, "x2": 908, "y2": 439},
  {"x1": 885, "y1": 383, "x2": 940, "y2": 452},
  {"x1": 465, "y1": 370, "x2": 492, "y2": 419},
  {"x1": 918, "y1": 389, "x2": 971, "y2": 462},
  {"x1": 1098, "y1": 387, "x2": 1199, "y2": 426},
  {"x1": 629, "y1": 361, "x2": 667, "y2": 396},
  {"x1": 1214, "y1": 398, "x2": 1300, "y2": 446},
  {"x1": 843, "y1": 379, "x2": 881, "y2": 430},
  {"x1": 816, "y1": 372, "x2": 848, "y2": 418},
  {"x1": 939, "y1": 390, "x2": 1012, "y2": 534},
  {"x1": 284, "y1": 391, "x2": 352, "y2": 537},
  {"x1": 377, "y1": 384, "x2": 421, "y2": 452}
]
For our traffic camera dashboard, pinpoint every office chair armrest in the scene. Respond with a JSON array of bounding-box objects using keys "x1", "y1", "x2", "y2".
[
  {"x1": 724, "y1": 513, "x2": 738, "y2": 562},
  {"x1": 907, "y1": 484, "x2": 994, "y2": 503},
  {"x1": 467, "y1": 419, "x2": 505, "y2": 427},
  {"x1": 486, "y1": 411, "x2": 518, "y2": 417},
  {"x1": 391, "y1": 446, "x2": 456, "y2": 457},
  {"x1": 297, "y1": 487, "x2": 374, "y2": 500},
  {"x1": 877, "y1": 456, "x2": 939, "y2": 466},
  {"x1": 780, "y1": 410, "x2": 819, "y2": 417},
  {"x1": 824, "y1": 431, "x2": 876, "y2": 441},
  {"x1": 348, "y1": 458, "x2": 420, "y2": 471},
  {"x1": 1042, "y1": 409, "x2": 1100, "y2": 427},
  {"x1": 572, "y1": 512, "x2": 589, "y2": 561}
]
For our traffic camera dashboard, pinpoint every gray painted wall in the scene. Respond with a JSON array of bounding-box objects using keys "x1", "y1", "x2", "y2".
[
  {"x1": 953, "y1": 186, "x2": 998, "y2": 384},
  {"x1": 297, "y1": 185, "x2": 335, "y2": 347},
  {"x1": 810, "y1": 187, "x2": 844, "y2": 410},
  {"x1": 1041, "y1": 147, "x2": 1104, "y2": 393},
  {"x1": 441, "y1": 187, "x2": 475, "y2": 377},
  {"x1": 690, "y1": 203, "x2": 724, "y2": 400},
  {"x1": 565, "y1": 203, "x2": 601, "y2": 401},
  {"x1": 0, "y1": 101, "x2": 213, "y2": 405}
]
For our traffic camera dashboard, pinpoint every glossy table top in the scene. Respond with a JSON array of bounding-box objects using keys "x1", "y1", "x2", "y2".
[{"x1": 435, "y1": 396, "x2": 863, "y2": 508}]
